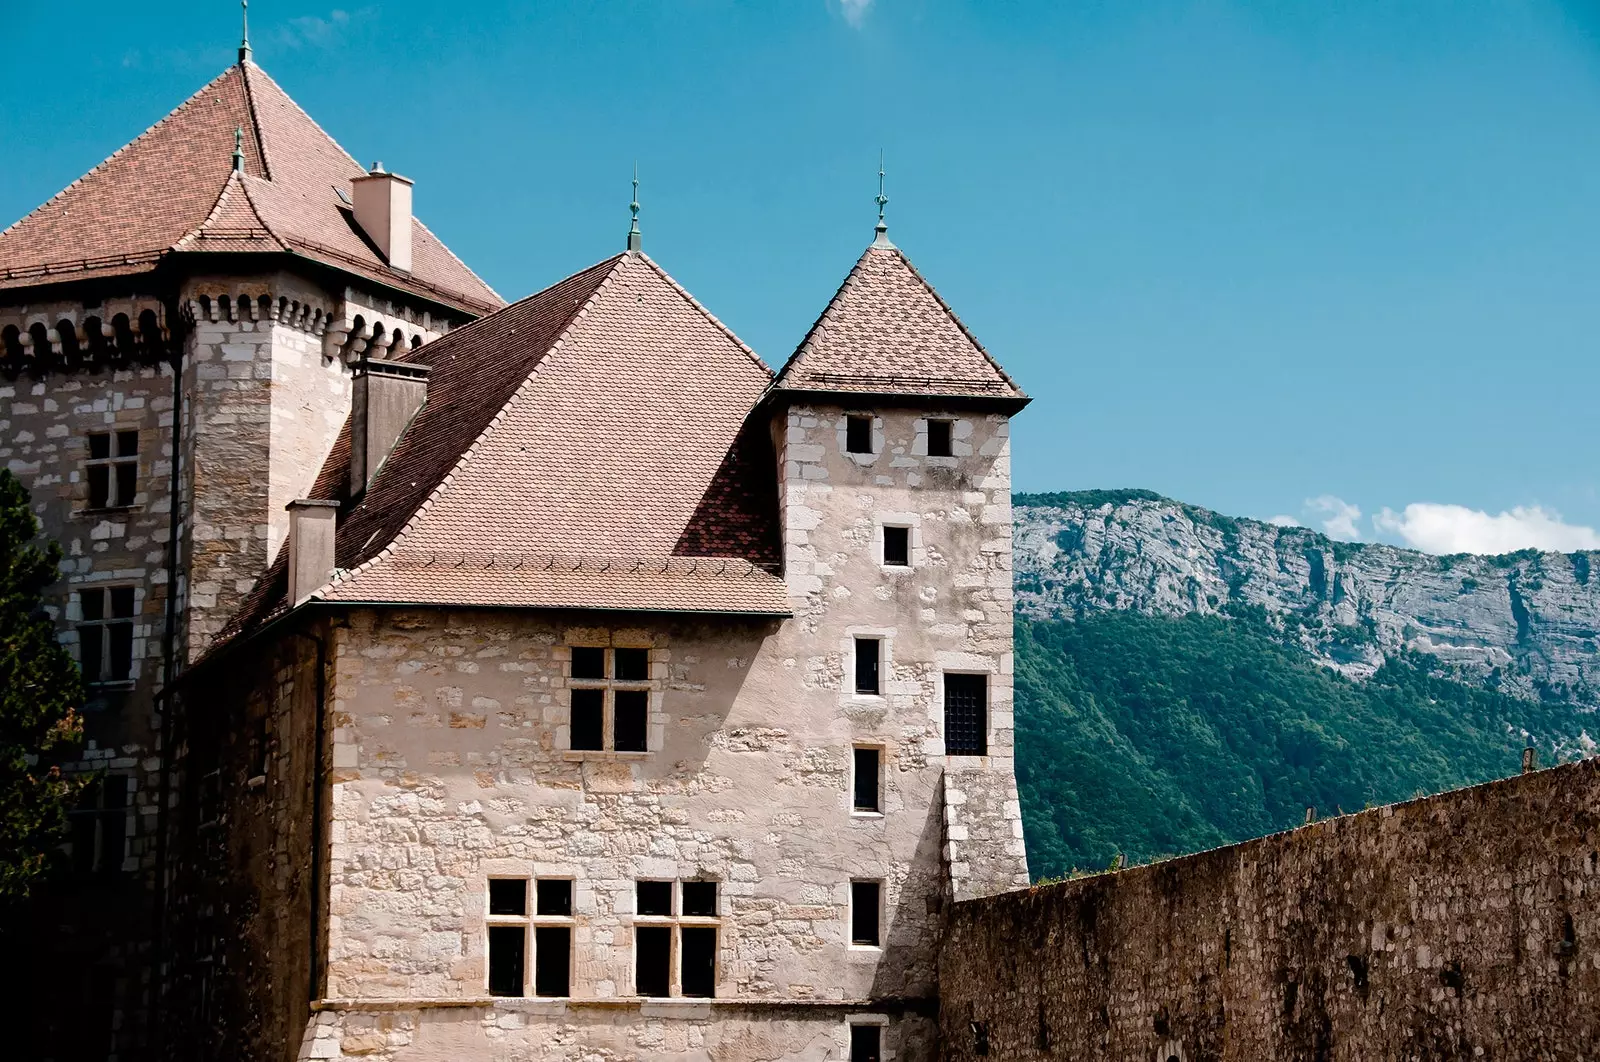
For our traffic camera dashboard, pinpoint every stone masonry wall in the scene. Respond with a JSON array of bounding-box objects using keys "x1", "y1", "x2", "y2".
[
  {"x1": 939, "y1": 757, "x2": 1600, "y2": 1061},
  {"x1": 775, "y1": 404, "x2": 1029, "y2": 902}
]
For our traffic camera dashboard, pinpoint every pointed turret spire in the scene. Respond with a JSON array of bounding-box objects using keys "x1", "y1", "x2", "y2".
[
  {"x1": 873, "y1": 150, "x2": 893, "y2": 249},
  {"x1": 627, "y1": 165, "x2": 642, "y2": 252},
  {"x1": 239, "y1": 0, "x2": 252, "y2": 64},
  {"x1": 232, "y1": 126, "x2": 246, "y2": 173}
]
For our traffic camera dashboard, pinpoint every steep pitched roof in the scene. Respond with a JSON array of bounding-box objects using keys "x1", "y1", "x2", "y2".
[
  {"x1": 771, "y1": 241, "x2": 1026, "y2": 405},
  {"x1": 0, "y1": 62, "x2": 500, "y2": 313},
  {"x1": 218, "y1": 251, "x2": 786, "y2": 648}
]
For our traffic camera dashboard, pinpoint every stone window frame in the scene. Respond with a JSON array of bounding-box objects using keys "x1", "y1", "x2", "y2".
[
  {"x1": 631, "y1": 877, "x2": 722, "y2": 999},
  {"x1": 485, "y1": 877, "x2": 531, "y2": 997},
  {"x1": 839, "y1": 412, "x2": 883, "y2": 464},
  {"x1": 530, "y1": 877, "x2": 576, "y2": 999},
  {"x1": 68, "y1": 772, "x2": 131, "y2": 878},
  {"x1": 848, "y1": 877, "x2": 885, "y2": 950},
  {"x1": 842, "y1": 628, "x2": 893, "y2": 705},
  {"x1": 83, "y1": 428, "x2": 140, "y2": 511},
  {"x1": 913, "y1": 415, "x2": 971, "y2": 465},
  {"x1": 874, "y1": 512, "x2": 922, "y2": 572},
  {"x1": 74, "y1": 583, "x2": 140, "y2": 689},
  {"x1": 561, "y1": 641, "x2": 659, "y2": 759},
  {"x1": 847, "y1": 1016, "x2": 891, "y2": 1062},
  {"x1": 851, "y1": 744, "x2": 886, "y2": 818}
]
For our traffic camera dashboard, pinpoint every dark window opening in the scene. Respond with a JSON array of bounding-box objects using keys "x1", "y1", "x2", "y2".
[
  {"x1": 971, "y1": 1020, "x2": 989, "y2": 1056},
  {"x1": 680, "y1": 926, "x2": 717, "y2": 997},
  {"x1": 614, "y1": 690, "x2": 648, "y2": 752},
  {"x1": 944, "y1": 673, "x2": 988, "y2": 756},
  {"x1": 883, "y1": 526, "x2": 910, "y2": 567},
  {"x1": 78, "y1": 586, "x2": 135, "y2": 685},
  {"x1": 489, "y1": 878, "x2": 527, "y2": 917},
  {"x1": 927, "y1": 419, "x2": 953, "y2": 457},
  {"x1": 637, "y1": 880, "x2": 673, "y2": 917},
  {"x1": 487, "y1": 926, "x2": 525, "y2": 996},
  {"x1": 853, "y1": 747, "x2": 881, "y2": 813},
  {"x1": 851, "y1": 880, "x2": 881, "y2": 946},
  {"x1": 536, "y1": 879, "x2": 572, "y2": 917},
  {"x1": 681, "y1": 880, "x2": 718, "y2": 918},
  {"x1": 851, "y1": 1024, "x2": 883, "y2": 1062},
  {"x1": 248, "y1": 717, "x2": 269, "y2": 780},
  {"x1": 854, "y1": 638, "x2": 880, "y2": 696},
  {"x1": 533, "y1": 926, "x2": 570, "y2": 997},
  {"x1": 69, "y1": 776, "x2": 128, "y2": 877},
  {"x1": 636, "y1": 925, "x2": 672, "y2": 997},
  {"x1": 845, "y1": 415, "x2": 872, "y2": 454},
  {"x1": 571, "y1": 646, "x2": 606, "y2": 680},
  {"x1": 85, "y1": 430, "x2": 138, "y2": 508},
  {"x1": 570, "y1": 688, "x2": 604, "y2": 751},
  {"x1": 614, "y1": 647, "x2": 649, "y2": 681}
]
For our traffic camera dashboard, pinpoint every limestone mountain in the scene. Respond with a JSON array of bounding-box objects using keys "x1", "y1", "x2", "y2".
[{"x1": 1015, "y1": 488, "x2": 1600, "y2": 724}]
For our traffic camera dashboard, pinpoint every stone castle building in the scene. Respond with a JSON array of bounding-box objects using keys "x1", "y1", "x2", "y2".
[{"x1": 4, "y1": 39, "x2": 1029, "y2": 1062}]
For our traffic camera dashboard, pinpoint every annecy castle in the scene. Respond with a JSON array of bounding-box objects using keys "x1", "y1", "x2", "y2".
[{"x1": 7, "y1": 35, "x2": 1599, "y2": 1062}]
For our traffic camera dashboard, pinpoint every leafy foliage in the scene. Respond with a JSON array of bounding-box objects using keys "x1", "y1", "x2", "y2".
[
  {"x1": 0, "y1": 471, "x2": 82, "y2": 910},
  {"x1": 1015, "y1": 611, "x2": 1580, "y2": 880}
]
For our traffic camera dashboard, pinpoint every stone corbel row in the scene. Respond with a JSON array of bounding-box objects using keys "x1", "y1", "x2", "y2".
[
  {"x1": 1, "y1": 304, "x2": 172, "y2": 377},
  {"x1": 184, "y1": 291, "x2": 331, "y2": 336},
  {"x1": 322, "y1": 314, "x2": 430, "y2": 364}
]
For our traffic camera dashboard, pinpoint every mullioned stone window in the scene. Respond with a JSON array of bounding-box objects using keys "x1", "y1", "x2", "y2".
[
  {"x1": 77, "y1": 586, "x2": 136, "y2": 686},
  {"x1": 634, "y1": 879, "x2": 720, "y2": 998},
  {"x1": 85, "y1": 430, "x2": 139, "y2": 510},
  {"x1": 569, "y1": 646, "x2": 651, "y2": 753}
]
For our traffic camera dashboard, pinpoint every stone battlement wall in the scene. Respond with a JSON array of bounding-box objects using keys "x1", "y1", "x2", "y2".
[{"x1": 939, "y1": 757, "x2": 1600, "y2": 1061}]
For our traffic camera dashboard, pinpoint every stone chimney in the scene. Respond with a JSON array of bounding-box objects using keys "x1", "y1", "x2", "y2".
[
  {"x1": 350, "y1": 162, "x2": 413, "y2": 272},
  {"x1": 350, "y1": 358, "x2": 430, "y2": 494},
  {"x1": 286, "y1": 499, "x2": 340, "y2": 605}
]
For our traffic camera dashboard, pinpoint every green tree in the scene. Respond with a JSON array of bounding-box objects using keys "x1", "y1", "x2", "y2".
[{"x1": 0, "y1": 470, "x2": 82, "y2": 909}]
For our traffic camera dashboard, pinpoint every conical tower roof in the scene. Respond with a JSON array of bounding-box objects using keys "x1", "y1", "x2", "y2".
[
  {"x1": 0, "y1": 60, "x2": 500, "y2": 314},
  {"x1": 771, "y1": 242, "x2": 1026, "y2": 408}
]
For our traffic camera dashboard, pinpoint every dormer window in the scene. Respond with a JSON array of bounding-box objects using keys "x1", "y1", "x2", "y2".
[
  {"x1": 845, "y1": 415, "x2": 872, "y2": 454},
  {"x1": 927, "y1": 419, "x2": 953, "y2": 458}
]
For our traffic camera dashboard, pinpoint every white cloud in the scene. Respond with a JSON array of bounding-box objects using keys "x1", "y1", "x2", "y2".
[
  {"x1": 1372, "y1": 503, "x2": 1600, "y2": 556},
  {"x1": 839, "y1": 0, "x2": 873, "y2": 27},
  {"x1": 275, "y1": 8, "x2": 369, "y2": 50},
  {"x1": 1305, "y1": 495, "x2": 1362, "y2": 540},
  {"x1": 1267, "y1": 514, "x2": 1300, "y2": 528}
]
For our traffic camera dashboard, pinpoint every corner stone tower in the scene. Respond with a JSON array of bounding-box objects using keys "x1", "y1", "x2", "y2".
[
  {"x1": 0, "y1": 52, "x2": 498, "y2": 1059},
  {"x1": 767, "y1": 231, "x2": 1032, "y2": 906}
]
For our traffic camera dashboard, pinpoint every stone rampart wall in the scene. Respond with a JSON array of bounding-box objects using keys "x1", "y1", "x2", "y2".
[{"x1": 939, "y1": 758, "x2": 1600, "y2": 1061}]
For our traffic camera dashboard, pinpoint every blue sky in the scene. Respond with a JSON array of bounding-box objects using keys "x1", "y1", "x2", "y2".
[{"x1": 5, "y1": 1, "x2": 1600, "y2": 554}]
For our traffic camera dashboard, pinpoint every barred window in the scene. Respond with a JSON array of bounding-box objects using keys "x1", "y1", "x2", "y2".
[
  {"x1": 944, "y1": 673, "x2": 988, "y2": 756},
  {"x1": 78, "y1": 586, "x2": 135, "y2": 684},
  {"x1": 86, "y1": 430, "x2": 139, "y2": 509}
]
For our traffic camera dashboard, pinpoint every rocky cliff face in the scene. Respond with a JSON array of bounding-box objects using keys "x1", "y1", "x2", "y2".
[{"x1": 1014, "y1": 490, "x2": 1600, "y2": 712}]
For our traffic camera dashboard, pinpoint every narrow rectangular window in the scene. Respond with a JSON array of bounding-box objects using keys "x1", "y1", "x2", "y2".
[
  {"x1": 882, "y1": 526, "x2": 910, "y2": 567},
  {"x1": 851, "y1": 1025, "x2": 883, "y2": 1062},
  {"x1": 680, "y1": 926, "x2": 717, "y2": 997},
  {"x1": 85, "y1": 430, "x2": 139, "y2": 508},
  {"x1": 570, "y1": 688, "x2": 604, "y2": 751},
  {"x1": 927, "y1": 419, "x2": 953, "y2": 457},
  {"x1": 854, "y1": 638, "x2": 880, "y2": 696},
  {"x1": 614, "y1": 690, "x2": 648, "y2": 752},
  {"x1": 69, "y1": 776, "x2": 129, "y2": 876},
  {"x1": 487, "y1": 926, "x2": 525, "y2": 996},
  {"x1": 534, "y1": 926, "x2": 571, "y2": 997},
  {"x1": 846, "y1": 415, "x2": 872, "y2": 454},
  {"x1": 853, "y1": 747, "x2": 881, "y2": 813},
  {"x1": 944, "y1": 674, "x2": 989, "y2": 756},
  {"x1": 636, "y1": 925, "x2": 672, "y2": 997},
  {"x1": 77, "y1": 586, "x2": 136, "y2": 685},
  {"x1": 851, "y1": 880, "x2": 881, "y2": 946}
]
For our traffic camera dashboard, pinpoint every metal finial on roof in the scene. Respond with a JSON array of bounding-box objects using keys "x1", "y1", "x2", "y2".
[
  {"x1": 873, "y1": 149, "x2": 894, "y2": 248},
  {"x1": 627, "y1": 164, "x2": 642, "y2": 252},
  {"x1": 232, "y1": 126, "x2": 246, "y2": 173},
  {"x1": 239, "y1": 0, "x2": 252, "y2": 64}
]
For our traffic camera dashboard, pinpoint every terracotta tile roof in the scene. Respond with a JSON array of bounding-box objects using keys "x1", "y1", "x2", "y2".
[
  {"x1": 771, "y1": 241, "x2": 1027, "y2": 404},
  {"x1": 0, "y1": 62, "x2": 500, "y2": 314},
  {"x1": 214, "y1": 251, "x2": 786, "y2": 650}
]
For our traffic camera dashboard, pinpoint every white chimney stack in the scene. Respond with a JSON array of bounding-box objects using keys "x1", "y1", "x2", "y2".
[{"x1": 350, "y1": 162, "x2": 413, "y2": 272}]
